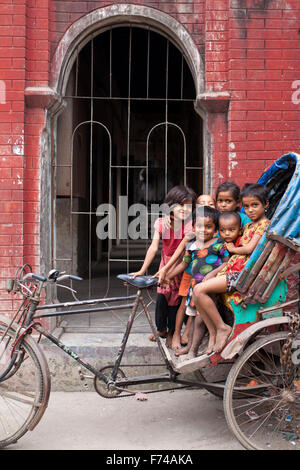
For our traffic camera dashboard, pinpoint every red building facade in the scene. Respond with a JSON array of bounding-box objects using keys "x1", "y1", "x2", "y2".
[{"x1": 0, "y1": 0, "x2": 299, "y2": 325}]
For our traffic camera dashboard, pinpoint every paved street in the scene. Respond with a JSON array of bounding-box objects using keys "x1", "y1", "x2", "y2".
[{"x1": 8, "y1": 389, "x2": 243, "y2": 451}]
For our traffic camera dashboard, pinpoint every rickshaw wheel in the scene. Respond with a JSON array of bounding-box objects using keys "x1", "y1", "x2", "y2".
[
  {"x1": 94, "y1": 366, "x2": 126, "y2": 398},
  {"x1": 223, "y1": 331, "x2": 300, "y2": 450}
]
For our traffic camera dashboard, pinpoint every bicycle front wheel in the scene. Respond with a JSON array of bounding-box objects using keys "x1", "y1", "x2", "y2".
[
  {"x1": 224, "y1": 331, "x2": 300, "y2": 450},
  {"x1": 0, "y1": 322, "x2": 51, "y2": 448}
]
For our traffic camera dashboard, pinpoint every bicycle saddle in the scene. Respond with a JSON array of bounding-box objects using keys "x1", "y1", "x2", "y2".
[{"x1": 117, "y1": 274, "x2": 158, "y2": 289}]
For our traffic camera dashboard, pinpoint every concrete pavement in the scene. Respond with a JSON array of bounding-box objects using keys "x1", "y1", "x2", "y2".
[{"x1": 8, "y1": 389, "x2": 243, "y2": 451}]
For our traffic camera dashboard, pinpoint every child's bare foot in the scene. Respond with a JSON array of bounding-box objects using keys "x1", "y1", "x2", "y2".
[
  {"x1": 166, "y1": 331, "x2": 173, "y2": 348},
  {"x1": 213, "y1": 325, "x2": 232, "y2": 353},
  {"x1": 186, "y1": 350, "x2": 197, "y2": 360},
  {"x1": 181, "y1": 319, "x2": 191, "y2": 344},
  {"x1": 205, "y1": 334, "x2": 216, "y2": 355},
  {"x1": 149, "y1": 330, "x2": 168, "y2": 342},
  {"x1": 175, "y1": 345, "x2": 190, "y2": 356},
  {"x1": 180, "y1": 334, "x2": 189, "y2": 345},
  {"x1": 171, "y1": 333, "x2": 182, "y2": 351}
]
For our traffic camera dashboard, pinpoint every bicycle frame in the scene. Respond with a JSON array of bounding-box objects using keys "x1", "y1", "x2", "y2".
[{"x1": 27, "y1": 289, "x2": 199, "y2": 391}]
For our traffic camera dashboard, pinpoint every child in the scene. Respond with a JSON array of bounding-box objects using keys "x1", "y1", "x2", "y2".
[
  {"x1": 192, "y1": 183, "x2": 270, "y2": 355},
  {"x1": 218, "y1": 211, "x2": 243, "y2": 251},
  {"x1": 216, "y1": 181, "x2": 251, "y2": 228},
  {"x1": 163, "y1": 206, "x2": 229, "y2": 359},
  {"x1": 156, "y1": 183, "x2": 248, "y2": 352},
  {"x1": 131, "y1": 185, "x2": 197, "y2": 346},
  {"x1": 154, "y1": 193, "x2": 216, "y2": 352},
  {"x1": 157, "y1": 183, "x2": 246, "y2": 287},
  {"x1": 197, "y1": 194, "x2": 216, "y2": 208},
  {"x1": 179, "y1": 211, "x2": 243, "y2": 358}
]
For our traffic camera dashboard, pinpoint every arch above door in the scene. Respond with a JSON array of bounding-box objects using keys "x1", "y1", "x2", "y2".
[{"x1": 50, "y1": 4, "x2": 205, "y2": 98}]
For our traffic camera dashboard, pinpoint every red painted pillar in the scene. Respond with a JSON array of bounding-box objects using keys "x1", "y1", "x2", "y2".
[
  {"x1": 24, "y1": 0, "x2": 50, "y2": 273},
  {"x1": 0, "y1": 0, "x2": 26, "y2": 315},
  {"x1": 202, "y1": 0, "x2": 230, "y2": 194}
]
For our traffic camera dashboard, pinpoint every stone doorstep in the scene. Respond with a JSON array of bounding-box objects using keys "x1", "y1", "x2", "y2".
[
  {"x1": 39, "y1": 332, "x2": 228, "y2": 392},
  {"x1": 40, "y1": 332, "x2": 164, "y2": 392}
]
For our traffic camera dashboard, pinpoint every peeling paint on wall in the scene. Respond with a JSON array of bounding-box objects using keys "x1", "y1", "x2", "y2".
[
  {"x1": 12, "y1": 135, "x2": 24, "y2": 156},
  {"x1": 228, "y1": 142, "x2": 238, "y2": 177},
  {"x1": 12, "y1": 174, "x2": 23, "y2": 185}
]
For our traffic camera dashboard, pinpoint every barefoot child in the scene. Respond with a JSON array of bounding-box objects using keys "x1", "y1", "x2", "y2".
[
  {"x1": 181, "y1": 210, "x2": 243, "y2": 358},
  {"x1": 154, "y1": 194, "x2": 216, "y2": 351},
  {"x1": 131, "y1": 185, "x2": 196, "y2": 346},
  {"x1": 192, "y1": 183, "x2": 270, "y2": 354},
  {"x1": 155, "y1": 183, "x2": 249, "y2": 352},
  {"x1": 163, "y1": 206, "x2": 229, "y2": 359}
]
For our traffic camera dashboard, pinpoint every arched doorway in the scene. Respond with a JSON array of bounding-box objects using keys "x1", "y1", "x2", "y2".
[{"x1": 53, "y1": 26, "x2": 203, "y2": 330}]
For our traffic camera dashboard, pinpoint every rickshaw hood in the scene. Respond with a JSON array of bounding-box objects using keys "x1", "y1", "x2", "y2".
[{"x1": 258, "y1": 152, "x2": 300, "y2": 249}]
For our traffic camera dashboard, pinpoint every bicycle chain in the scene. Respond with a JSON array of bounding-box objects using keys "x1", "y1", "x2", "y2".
[{"x1": 280, "y1": 307, "x2": 300, "y2": 386}]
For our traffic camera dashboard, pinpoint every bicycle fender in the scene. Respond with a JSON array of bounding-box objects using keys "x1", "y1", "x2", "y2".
[{"x1": 0, "y1": 315, "x2": 51, "y2": 431}]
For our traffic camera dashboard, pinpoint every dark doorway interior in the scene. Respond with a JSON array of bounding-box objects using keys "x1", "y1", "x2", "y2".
[{"x1": 55, "y1": 27, "x2": 203, "y2": 330}]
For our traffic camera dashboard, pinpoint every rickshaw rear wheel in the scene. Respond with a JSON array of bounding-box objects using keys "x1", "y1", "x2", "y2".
[{"x1": 224, "y1": 331, "x2": 300, "y2": 450}]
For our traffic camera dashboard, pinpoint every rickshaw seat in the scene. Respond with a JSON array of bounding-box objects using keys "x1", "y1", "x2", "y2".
[
  {"x1": 222, "y1": 279, "x2": 287, "y2": 326},
  {"x1": 117, "y1": 274, "x2": 158, "y2": 289}
]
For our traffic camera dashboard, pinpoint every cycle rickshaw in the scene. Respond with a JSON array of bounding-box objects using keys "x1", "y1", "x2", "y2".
[{"x1": 0, "y1": 153, "x2": 299, "y2": 450}]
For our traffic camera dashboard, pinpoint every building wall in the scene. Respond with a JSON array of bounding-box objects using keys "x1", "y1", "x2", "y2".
[{"x1": 0, "y1": 0, "x2": 299, "y2": 318}]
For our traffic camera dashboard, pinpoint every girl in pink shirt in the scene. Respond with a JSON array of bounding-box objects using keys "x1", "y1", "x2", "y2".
[{"x1": 132, "y1": 186, "x2": 196, "y2": 345}]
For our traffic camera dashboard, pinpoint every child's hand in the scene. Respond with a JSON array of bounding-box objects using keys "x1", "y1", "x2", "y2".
[
  {"x1": 162, "y1": 215, "x2": 171, "y2": 231},
  {"x1": 129, "y1": 270, "x2": 145, "y2": 279},
  {"x1": 224, "y1": 242, "x2": 236, "y2": 253},
  {"x1": 153, "y1": 267, "x2": 167, "y2": 284}
]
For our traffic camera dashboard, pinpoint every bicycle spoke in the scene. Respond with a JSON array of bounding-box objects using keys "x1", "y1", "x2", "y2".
[
  {"x1": 0, "y1": 323, "x2": 48, "y2": 448},
  {"x1": 248, "y1": 399, "x2": 284, "y2": 439},
  {"x1": 0, "y1": 388, "x2": 37, "y2": 406}
]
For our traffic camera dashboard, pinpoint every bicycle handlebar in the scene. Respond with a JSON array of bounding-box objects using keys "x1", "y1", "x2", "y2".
[
  {"x1": 57, "y1": 274, "x2": 83, "y2": 282},
  {"x1": 21, "y1": 272, "x2": 83, "y2": 284},
  {"x1": 22, "y1": 273, "x2": 47, "y2": 283},
  {"x1": 6, "y1": 267, "x2": 83, "y2": 295}
]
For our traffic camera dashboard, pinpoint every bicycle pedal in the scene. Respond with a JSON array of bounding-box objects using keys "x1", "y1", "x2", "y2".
[{"x1": 78, "y1": 367, "x2": 93, "y2": 381}]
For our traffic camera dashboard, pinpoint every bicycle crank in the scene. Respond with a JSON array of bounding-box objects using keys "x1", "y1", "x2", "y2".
[
  {"x1": 93, "y1": 365, "x2": 127, "y2": 398},
  {"x1": 78, "y1": 367, "x2": 94, "y2": 389}
]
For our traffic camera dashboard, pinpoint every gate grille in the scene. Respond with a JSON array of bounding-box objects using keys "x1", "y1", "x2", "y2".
[{"x1": 53, "y1": 26, "x2": 203, "y2": 330}]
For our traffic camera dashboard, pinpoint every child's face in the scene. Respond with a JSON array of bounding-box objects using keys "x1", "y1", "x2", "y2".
[
  {"x1": 219, "y1": 216, "x2": 241, "y2": 243},
  {"x1": 172, "y1": 199, "x2": 193, "y2": 221},
  {"x1": 242, "y1": 196, "x2": 267, "y2": 222},
  {"x1": 216, "y1": 191, "x2": 239, "y2": 213},
  {"x1": 194, "y1": 216, "x2": 216, "y2": 242},
  {"x1": 197, "y1": 194, "x2": 215, "y2": 208}
]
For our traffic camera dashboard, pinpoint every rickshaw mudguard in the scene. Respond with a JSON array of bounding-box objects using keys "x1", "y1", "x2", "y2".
[{"x1": 208, "y1": 280, "x2": 288, "y2": 366}]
